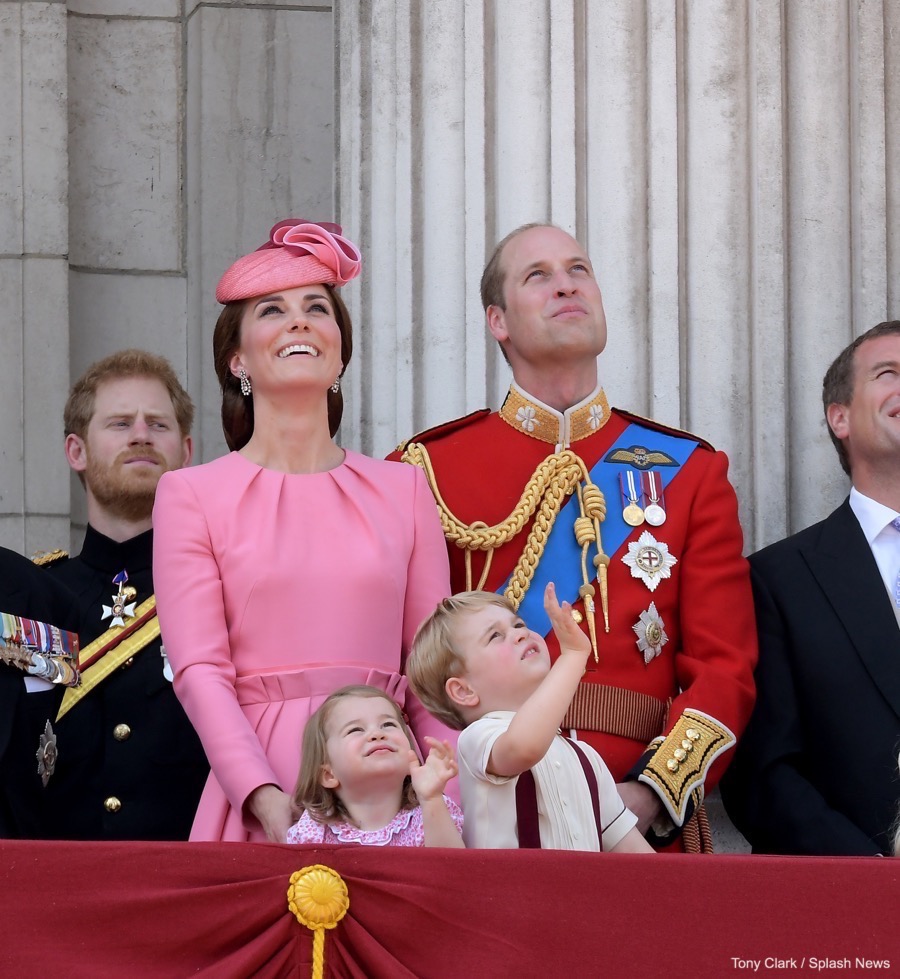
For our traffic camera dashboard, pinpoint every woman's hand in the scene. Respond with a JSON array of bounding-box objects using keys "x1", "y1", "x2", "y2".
[{"x1": 246, "y1": 784, "x2": 294, "y2": 843}]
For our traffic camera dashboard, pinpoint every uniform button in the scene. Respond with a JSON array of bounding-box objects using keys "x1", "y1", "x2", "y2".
[
  {"x1": 104, "y1": 796, "x2": 122, "y2": 813},
  {"x1": 113, "y1": 724, "x2": 131, "y2": 741},
  {"x1": 673, "y1": 748, "x2": 687, "y2": 762},
  {"x1": 122, "y1": 657, "x2": 134, "y2": 669},
  {"x1": 681, "y1": 739, "x2": 694, "y2": 752},
  {"x1": 667, "y1": 759, "x2": 679, "y2": 772},
  {"x1": 686, "y1": 728, "x2": 700, "y2": 741}
]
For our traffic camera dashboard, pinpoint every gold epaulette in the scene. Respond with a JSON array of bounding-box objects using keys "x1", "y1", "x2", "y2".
[
  {"x1": 31, "y1": 549, "x2": 69, "y2": 568},
  {"x1": 611, "y1": 407, "x2": 715, "y2": 452}
]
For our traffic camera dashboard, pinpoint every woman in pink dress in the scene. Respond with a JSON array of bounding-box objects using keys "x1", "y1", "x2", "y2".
[{"x1": 152, "y1": 221, "x2": 452, "y2": 842}]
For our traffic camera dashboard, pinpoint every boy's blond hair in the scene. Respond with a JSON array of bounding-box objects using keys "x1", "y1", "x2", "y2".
[{"x1": 407, "y1": 590, "x2": 516, "y2": 730}]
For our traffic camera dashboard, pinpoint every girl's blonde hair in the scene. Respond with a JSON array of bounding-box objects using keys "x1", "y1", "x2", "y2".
[{"x1": 290, "y1": 684, "x2": 419, "y2": 824}]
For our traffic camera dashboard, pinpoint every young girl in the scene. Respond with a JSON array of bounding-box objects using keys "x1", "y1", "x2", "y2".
[{"x1": 287, "y1": 685, "x2": 464, "y2": 847}]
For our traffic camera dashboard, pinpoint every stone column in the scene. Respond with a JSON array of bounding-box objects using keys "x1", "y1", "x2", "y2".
[
  {"x1": 185, "y1": 0, "x2": 335, "y2": 461},
  {"x1": 337, "y1": 0, "x2": 900, "y2": 550},
  {"x1": 0, "y1": 2, "x2": 70, "y2": 554}
]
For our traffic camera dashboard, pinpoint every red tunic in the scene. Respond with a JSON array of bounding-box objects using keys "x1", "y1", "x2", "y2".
[{"x1": 391, "y1": 385, "x2": 757, "y2": 837}]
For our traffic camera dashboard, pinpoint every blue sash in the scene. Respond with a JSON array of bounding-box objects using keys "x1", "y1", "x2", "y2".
[{"x1": 502, "y1": 423, "x2": 699, "y2": 636}]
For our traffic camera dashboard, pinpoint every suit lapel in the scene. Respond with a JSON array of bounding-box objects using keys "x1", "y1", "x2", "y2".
[{"x1": 800, "y1": 500, "x2": 900, "y2": 720}]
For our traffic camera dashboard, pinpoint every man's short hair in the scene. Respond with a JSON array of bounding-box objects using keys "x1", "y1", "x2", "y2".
[
  {"x1": 407, "y1": 590, "x2": 516, "y2": 731},
  {"x1": 479, "y1": 222, "x2": 554, "y2": 311},
  {"x1": 64, "y1": 349, "x2": 194, "y2": 440},
  {"x1": 822, "y1": 321, "x2": 900, "y2": 475}
]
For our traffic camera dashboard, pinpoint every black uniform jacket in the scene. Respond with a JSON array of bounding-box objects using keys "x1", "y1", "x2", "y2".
[
  {"x1": 23, "y1": 526, "x2": 209, "y2": 840},
  {"x1": 722, "y1": 500, "x2": 900, "y2": 855},
  {"x1": 0, "y1": 546, "x2": 80, "y2": 836}
]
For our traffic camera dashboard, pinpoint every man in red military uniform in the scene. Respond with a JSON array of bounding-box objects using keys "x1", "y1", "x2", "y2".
[{"x1": 392, "y1": 223, "x2": 757, "y2": 849}]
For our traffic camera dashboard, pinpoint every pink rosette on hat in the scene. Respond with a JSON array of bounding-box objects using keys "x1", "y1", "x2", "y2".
[{"x1": 216, "y1": 220, "x2": 362, "y2": 304}]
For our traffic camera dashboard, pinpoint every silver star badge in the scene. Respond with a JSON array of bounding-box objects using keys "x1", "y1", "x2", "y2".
[
  {"x1": 36, "y1": 720, "x2": 58, "y2": 787},
  {"x1": 622, "y1": 530, "x2": 678, "y2": 593},
  {"x1": 632, "y1": 602, "x2": 668, "y2": 664}
]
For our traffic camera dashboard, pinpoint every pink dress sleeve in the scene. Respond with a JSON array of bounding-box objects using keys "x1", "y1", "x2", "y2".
[
  {"x1": 152, "y1": 469, "x2": 279, "y2": 827},
  {"x1": 397, "y1": 467, "x2": 460, "y2": 775}
]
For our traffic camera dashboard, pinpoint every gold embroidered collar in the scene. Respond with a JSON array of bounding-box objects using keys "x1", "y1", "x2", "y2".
[{"x1": 498, "y1": 383, "x2": 611, "y2": 446}]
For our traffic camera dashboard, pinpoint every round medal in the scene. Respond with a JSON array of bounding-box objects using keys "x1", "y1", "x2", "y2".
[
  {"x1": 622, "y1": 503, "x2": 645, "y2": 527},
  {"x1": 644, "y1": 502, "x2": 666, "y2": 526}
]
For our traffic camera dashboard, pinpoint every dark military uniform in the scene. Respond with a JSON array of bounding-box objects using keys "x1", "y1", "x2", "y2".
[
  {"x1": 27, "y1": 526, "x2": 209, "y2": 840},
  {"x1": 0, "y1": 546, "x2": 80, "y2": 837}
]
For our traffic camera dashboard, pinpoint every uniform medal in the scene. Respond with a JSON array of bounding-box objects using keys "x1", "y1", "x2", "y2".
[
  {"x1": 101, "y1": 570, "x2": 137, "y2": 627},
  {"x1": 632, "y1": 602, "x2": 668, "y2": 664},
  {"x1": 36, "y1": 720, "x2": 58, "y2": 786},
  {"x1": 642, "y1": 471, "x2": 667, "y2": 527},
  {"x1": 620, "y1": 471, "x2": 645, "y2": 527},
  {"x1": 622, "y1": 530, "x2": 678, "y2": 592}
]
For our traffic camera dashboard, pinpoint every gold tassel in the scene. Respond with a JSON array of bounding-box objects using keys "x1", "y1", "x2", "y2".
[{"x1": 287, "y1": 865, "x2": 350, "y2": 979}]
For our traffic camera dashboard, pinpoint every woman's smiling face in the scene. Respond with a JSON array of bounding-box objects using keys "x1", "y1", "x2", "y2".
[{"x1": 231, "y1": 284, "x2": 342, "y2": 395}]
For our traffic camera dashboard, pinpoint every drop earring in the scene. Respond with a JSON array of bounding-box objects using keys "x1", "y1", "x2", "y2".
[
  {"x1": 331, "y1": 376, "x2": 341, "y2": 394},
  {"x1": 239, "y1": 367, "x2": 252, "y2": 397}
]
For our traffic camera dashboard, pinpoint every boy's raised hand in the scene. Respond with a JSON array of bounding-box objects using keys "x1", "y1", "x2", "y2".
[
  {"x1": 408, "y1": 737, "x2": 459, "y2": 803},
  {"x1": 543, "y1": 581, "x2": 591, "y2": 660}
]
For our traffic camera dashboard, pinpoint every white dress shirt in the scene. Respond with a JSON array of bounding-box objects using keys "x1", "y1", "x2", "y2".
[{"x1": 848, "y1": 487, "x2": 900, "y2": 603}]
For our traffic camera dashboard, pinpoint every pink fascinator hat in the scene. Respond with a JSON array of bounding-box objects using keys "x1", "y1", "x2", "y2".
[{"x1": 216, "y1": 219, "x2": 362, "y2": 304}]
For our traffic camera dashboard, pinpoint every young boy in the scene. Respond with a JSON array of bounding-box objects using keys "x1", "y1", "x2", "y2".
[{"x1": 407, "y1": 582, "x2": 653, "y2": 852}]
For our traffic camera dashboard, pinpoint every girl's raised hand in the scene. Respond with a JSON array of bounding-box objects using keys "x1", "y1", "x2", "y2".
[{"x1": 409, "y1": 737, "x2": 459, "y2": 803}]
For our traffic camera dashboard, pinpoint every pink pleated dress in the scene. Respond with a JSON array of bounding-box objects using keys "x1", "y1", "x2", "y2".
[{"x1": 152, "y1": 450, "x2": 452, "y2": 841}]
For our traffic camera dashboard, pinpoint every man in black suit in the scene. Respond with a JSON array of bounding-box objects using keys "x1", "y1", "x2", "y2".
[
  {"x1": 722, "y1": 320, "x2": 900, "y2": 855},
  {"x1": 0, "y1": 547, "x2": 80, "y2": 836}
]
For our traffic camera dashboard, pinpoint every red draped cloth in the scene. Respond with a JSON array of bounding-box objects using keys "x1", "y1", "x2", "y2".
[{"x1": 1, "y1": 842, "x2": 896, "y2": 978}]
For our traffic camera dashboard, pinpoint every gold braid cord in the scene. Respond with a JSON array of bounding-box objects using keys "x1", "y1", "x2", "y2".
[{"x1": 403, "y1": 442, "x2": 609, "y2": 660}]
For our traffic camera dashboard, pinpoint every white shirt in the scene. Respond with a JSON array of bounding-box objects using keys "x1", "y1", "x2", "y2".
[
  {"x1": 848, "y1": 487, "x2": 900, "y2": 601},
  {"x1": 457, "y1": 710, "x2": 637, "y2": 851}
]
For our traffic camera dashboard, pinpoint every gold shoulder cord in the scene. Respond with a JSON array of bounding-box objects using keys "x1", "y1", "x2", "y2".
[{"x1": 402, "y1": 442, "x2": 609, "y2": 661}]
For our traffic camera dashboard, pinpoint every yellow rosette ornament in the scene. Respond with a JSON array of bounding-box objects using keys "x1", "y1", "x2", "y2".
[{"x1": 287, "y1": 864, "x2": 350, "y2": 979}]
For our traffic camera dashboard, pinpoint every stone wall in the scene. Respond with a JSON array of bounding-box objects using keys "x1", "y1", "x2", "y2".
[
  {"x1": 0, "y1": 0, "x2": 334, "y2": 553},
  {"x1": 337, "y1": 0, "x2": 900, "y2": 555}
]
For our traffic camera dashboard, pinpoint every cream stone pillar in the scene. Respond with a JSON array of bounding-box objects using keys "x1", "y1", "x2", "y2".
[
  {"x1": 5, "y1": 2, "x2": 335, "y2": 550},
  {"x1": 338, "y1": 0, "x2": 900, "y2": 551},
  {"x1": 0, "y1": 2, "x2": 71, "y2": 554},
  {"x1": 185, "y1": 0, "x2": 335, "y2": 462}
]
